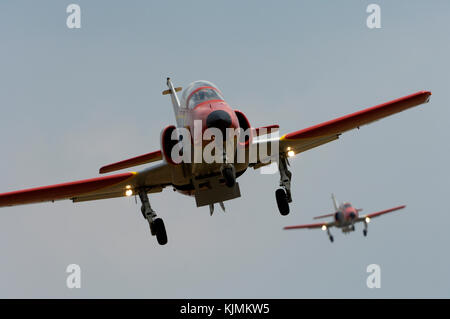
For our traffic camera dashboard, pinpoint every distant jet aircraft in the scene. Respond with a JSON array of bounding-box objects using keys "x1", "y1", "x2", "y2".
[
  {"x1": 0, "y1": 78, "x2": 430, "y2": 245},
  {"x1": 284, "y1": 194, "x2": 406, "y2": 242}
]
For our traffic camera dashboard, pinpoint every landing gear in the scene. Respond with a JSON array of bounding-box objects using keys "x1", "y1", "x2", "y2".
[
  {"x1": 153, "y1": 218, "x2": 168, "y2": 245},
  {"x1": 276, "y1": 156, "x2": 292, "y2": 216},
  {"x1": 275, "y1": 188, "x2": 290, "y2": 216},
  {"x1": 221, "y1": 164, "x2": 236, "y2": 187},
  {"x1": 326, "y1": 228, "x2": 334, "y2": 243},
  {"x1": 138, "y1": 189, "x2": 168, "y2": 245},
  {"x1": 363, "y1": 221, "x2": 368, "y2": 237}
]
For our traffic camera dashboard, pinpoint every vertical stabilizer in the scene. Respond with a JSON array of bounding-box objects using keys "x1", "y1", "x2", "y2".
[
  {"x1": 331, "y1": 193, "x2": 339, "y2": 211},
  {"x1": 163, "y1": 78, "x2": 184, "y2": 127}
]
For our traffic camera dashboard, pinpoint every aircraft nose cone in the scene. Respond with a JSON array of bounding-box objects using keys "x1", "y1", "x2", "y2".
[{"x1": 206, "y1": 110, "x2": 232, "y2": 134}]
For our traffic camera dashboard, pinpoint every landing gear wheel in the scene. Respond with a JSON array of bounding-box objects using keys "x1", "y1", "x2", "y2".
[
  {"x1": 153, "y1": 218, "x2": 168, "y2": 245},
  {"x1": 222, "y1": 166, "x2": 236, "y2": 187},
  {"x1": 275, "y1": 188, "x2": 290, "y2": 216},
  {"x1": 363, "y1": 229, "x2": 367, "y2": 237},
  {"x1": 329, "y1": 236, "x2": 334, "y2": 243}
]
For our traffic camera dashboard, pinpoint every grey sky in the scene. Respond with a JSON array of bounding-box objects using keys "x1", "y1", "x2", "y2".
[{"x1": 0, "y1": 0, "x2": 449, "y2": 298}]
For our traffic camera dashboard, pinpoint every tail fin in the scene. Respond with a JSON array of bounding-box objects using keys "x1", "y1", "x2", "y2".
[
  {"x1": 331, "y1": 193, "x2": 339, "y2": 211},
  {"x1": 163, "y1": 78, "x2": 184, "y2": 127}
]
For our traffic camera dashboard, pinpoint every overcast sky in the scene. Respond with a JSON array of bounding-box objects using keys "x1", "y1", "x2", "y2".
[{"x1": 0, "y1": 0, "x2": 449, "y2": 298}]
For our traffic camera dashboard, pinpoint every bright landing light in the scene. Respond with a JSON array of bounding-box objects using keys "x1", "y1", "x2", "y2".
[
  {"x1": 321, "y1": 225, "x2": 327, "y2": 231},
  {"x1": 365, "y1": 217, "x2": 371, "y2": 223},
  {"x1": 287, "y1": 150, "x2": 295, "y2": 157},
  {"x1": 125, "y1": 189, "x2": 133, "y2": 197}
]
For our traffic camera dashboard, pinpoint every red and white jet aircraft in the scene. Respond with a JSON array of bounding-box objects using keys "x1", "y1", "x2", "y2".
[
  {"x1": 284, "y1": 194, "x2": 406, "y2": 242},
  {"x1": 0, "y1": 78, "x2": 431, "y2": 245}
]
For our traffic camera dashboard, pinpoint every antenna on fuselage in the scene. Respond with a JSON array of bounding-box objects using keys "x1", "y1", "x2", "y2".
[{"x1": 331, "y1": 193, "x2": 339, "y2": 211}]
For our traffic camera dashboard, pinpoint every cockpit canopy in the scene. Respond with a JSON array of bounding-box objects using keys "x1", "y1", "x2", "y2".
[
  {"x1": 343, "y1": 203, "x2": 352, "y2": 209},
  {"x1": 181, "y1": 80, "x2": 225, "y2": 109}
]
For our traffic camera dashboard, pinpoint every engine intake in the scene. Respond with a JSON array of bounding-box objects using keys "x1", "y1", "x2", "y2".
[{"x1": 160, "y1": 125, "x2": 179, "y2": 165}]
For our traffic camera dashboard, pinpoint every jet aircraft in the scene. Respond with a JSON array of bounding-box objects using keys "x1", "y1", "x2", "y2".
[
  {"x1": 284, "y1": 194, "x2": 406, "y2": 242},
  {"x1": 0, "y1": 78, "x2": 431, "y2": 245}
]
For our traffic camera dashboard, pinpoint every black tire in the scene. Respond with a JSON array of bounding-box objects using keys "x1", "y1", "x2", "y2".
[
  {"x1": 363, "y1": 229, "x2": 367, "y2": 237},
  {"x1": 153, "y1": 218, "x2": 168, "y2": 245},
  {"x1": 330, "y1": 236, "x2": 334, "y2": 243},
  {"x1": 275, "y1": 188, "x2": 290, "y2": 216},
  {"x1": 222, "y1": 167, "x2": 236, "y2": 187}
]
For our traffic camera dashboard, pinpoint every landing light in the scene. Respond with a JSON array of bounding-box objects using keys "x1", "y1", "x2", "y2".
[
  {"x1": 365, "y1": 217, "x2": 371, "y2": 223},
  {"x1": 126, "y1": 185, "x2": 132, "y2": 189},
  {"x1": 321, "y1": 225, "x2": 327, "y2": 231},
  {"x1": 125, "y1": 189, "x2": 133, "y2": 197},
  {"x1": 287, "y1": 150, "x2": 295, "y2": 157}
]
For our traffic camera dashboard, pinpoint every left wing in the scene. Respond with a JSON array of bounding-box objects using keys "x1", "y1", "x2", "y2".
[
  {"x1": 284, "y1": 221, "x2": 335, "y2": 230},
  {"x1": 253, "y1": 91, "x2": 431, "y2": 165},
  {"x1": 356, "y1": 205, "x2": 406, "y2": 222}
]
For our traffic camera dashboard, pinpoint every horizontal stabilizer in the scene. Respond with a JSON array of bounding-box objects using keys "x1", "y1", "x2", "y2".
[
  {"x1": 99, "y1": 150, "x2": 162, "y2": 174},
  {"x1": 162, "y1": 87, "x2": 182, "y2": 95},
  {"x1": 313, "y1": 213, "x2": 335, "y2": 220},
  {"x1": 254, "y1": 125, "x2": 279, "y2": 136}
]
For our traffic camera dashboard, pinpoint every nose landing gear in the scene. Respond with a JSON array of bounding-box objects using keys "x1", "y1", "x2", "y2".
[{"x1": 138, "y1": 189, "x2": 168, "y2": 245}]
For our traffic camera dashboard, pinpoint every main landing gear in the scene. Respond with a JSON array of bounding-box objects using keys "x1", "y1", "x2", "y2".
[
  {"x1": 138, "y1": 189, "x2": 167, "y2": 245},
  {"x1": 363, "y1": 221, "x2": 368, "y2": 237},
  {"x1": 327, "y1": 228, "x2": 334, "y2": 243},
  {"x1": 275, "y1": 156, "x2": 292, "y2": 216}
]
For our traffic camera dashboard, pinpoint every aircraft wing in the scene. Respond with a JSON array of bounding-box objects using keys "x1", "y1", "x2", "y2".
[
  {"x1": 356, "y1": 205, "x2": 406, "y2": 222},
  {"x1": 253, "y1": 91, "x2": 431, "y2": 165},
  {"x1": 284, "y1": 221, "x2": 335, "y2": 230},
  {"x1": 279, "y1": 91, "x2": 431, "y2": 157},
  {"x1": 0, "y1": 163, "x2": 172, "y2": 207}
]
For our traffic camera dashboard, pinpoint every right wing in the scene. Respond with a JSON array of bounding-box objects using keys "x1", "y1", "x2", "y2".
[
  {"x1": 284, "y1": 221, "x2": 335, "y2": 230},
  {"x1": 0, "y1": 163, "x2": 172, "y2": 207}
]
